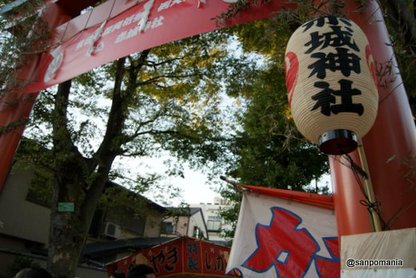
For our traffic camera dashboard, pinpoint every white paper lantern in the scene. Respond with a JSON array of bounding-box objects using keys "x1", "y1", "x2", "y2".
[{"x1": 285, "y1": 16, "x2": 378, "y2": 154}]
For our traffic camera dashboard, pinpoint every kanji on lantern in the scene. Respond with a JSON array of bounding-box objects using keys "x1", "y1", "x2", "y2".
[{"x1": 312, "y1": 80, "x2": 364, "y2": 116}]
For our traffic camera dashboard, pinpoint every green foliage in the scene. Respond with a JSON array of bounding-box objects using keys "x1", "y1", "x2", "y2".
[
  {"x1": 99, "y1": 183, "x2": 158, "y2": 221},
  {"x1": 13, "y1": 138, "x2": 54, "y2": 206},
  {"x1": 378, "y1": 0, "x2": 416, "y2": 114},
  {"x1": 229, "y1": 63, "x2": 328, "y2": 189},
  {"x1": 19, "y1": 33, "x2": 253, "y2": 246},
  {"x1": 217, "y1": 185, "x2": 242, "y2": 239},
  {"x1": 218, "y1": 11, "x2": 330, "y2": 237},
  {"x1": 218, "y1": 61, "x2": 329, "y2": 237}
]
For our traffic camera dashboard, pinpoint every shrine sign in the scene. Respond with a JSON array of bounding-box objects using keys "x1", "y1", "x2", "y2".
[{"x1": 24, "y1": 0, "x2": 295, "y2": 93}]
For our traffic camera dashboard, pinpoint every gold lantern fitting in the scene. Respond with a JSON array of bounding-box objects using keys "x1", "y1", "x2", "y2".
[{"x1": 319, "y1": 129, "x2": 358, "y2": 155}]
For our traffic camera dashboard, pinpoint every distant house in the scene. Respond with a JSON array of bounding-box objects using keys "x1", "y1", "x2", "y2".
[
  {"x1": 192, "y1": 198, "x2": 233, "y2": 244},
  {"x1": 88, "y1": 182, "x2": 167, "y2": 241},
  {"x1": 0, "y1": 162, "x2": 167, "y2": 277},
  {"x1": 160, "y1": 207, "x2": 208, "y2": 240}
]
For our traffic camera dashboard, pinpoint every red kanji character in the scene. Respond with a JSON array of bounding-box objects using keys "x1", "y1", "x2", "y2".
[
  {"x1": 243, "y1": 207, "x2": 319, "y2": 277},
  {"x1": 315, "y1": 237, "x2": 340, "y2": 278}
]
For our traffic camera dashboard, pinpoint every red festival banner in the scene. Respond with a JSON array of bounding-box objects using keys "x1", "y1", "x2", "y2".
[
  {"x1": 24, "y1": 0, "x2": 295, "y2": 93},
  {"x1": 106, "y1": 236, "x2": 232, "y2": 277}
]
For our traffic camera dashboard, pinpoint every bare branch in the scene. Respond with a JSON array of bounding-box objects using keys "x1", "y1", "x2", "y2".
[
  {"x1": 145, "y1": 56, "x2": 185, "y2": 68},
  {"x1": 137, "y1": 73, "x2": 200, "y2": 86}
]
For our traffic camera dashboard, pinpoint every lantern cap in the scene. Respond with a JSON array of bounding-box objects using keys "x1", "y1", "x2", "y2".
[{"x1": 319, "y1": 129, "x2": 358, "y2": 155}]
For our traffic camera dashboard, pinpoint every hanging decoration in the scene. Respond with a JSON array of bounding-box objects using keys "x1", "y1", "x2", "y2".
[{"x1": 284, "y1": 16, "x2": 378, "y2": 155}]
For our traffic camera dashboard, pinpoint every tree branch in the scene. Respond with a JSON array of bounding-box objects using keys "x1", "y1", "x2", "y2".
[
  {"x1": 52, "y1": 80, "x2": 83, "y2": 159},
  {"x1": 86, "y1": 50, "x2": 152, "y2": 213},
  {"x1": 145, "y1": 56, "x2": 185, "y2": 69},
  {"x1": 93, "y1": 57, "x2": 127, "y2": 169},
  {"x1": 137, "y1": 73, "x2": 200, "y2": 86},
  {"x1": 0, "y1": 118, "x2": 29, "y2": 136}
]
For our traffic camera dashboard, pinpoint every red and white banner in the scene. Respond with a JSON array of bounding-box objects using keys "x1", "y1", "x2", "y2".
[
  {"x1": 106, "y1": 236, "x2": 231, "y2": 277},
  {"x1": 226, "y1": 185, "x2": 340, "y2": 277},
  {"x1": 24, "y1": 0, "x2": 295, "y2": 93}
]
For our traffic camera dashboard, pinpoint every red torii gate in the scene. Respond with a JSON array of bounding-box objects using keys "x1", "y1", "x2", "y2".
[{"x1": 0, "y1": 0, "x2": 415, "y2": 237}]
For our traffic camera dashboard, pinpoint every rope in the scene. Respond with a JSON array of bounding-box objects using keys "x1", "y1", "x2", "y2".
[
  {"x1": 359, "y1": 199, "x2": 380, "y2": 210},
  {"x1": 339, "y1": 153, "x2": 389, "y2": 230}
]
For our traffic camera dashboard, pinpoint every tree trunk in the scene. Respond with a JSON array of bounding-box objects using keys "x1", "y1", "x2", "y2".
[
  {"x1": 48, "y1": 201, "x2": 89, "y2": 277},
  {"x1": 48, "y1": 169, "x2": 109, "y2": 277},
  {"x1": 47, "y1": 80, "x2": 89, "y2": 277},
  {"x1": 47, "y1": 53, "x2": 150, "y2": 276},
  {"x1": 47, "y1": 57, "x2": 132, "y2": 276}
]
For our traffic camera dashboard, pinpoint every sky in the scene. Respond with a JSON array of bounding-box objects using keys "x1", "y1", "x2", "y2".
[
  {"x1": 152, "y1": 165, "x2": 222, "y2": 206},
  {"x1": 114, "y1": 151, "x2": 332, "y2": 207},
  {"x1": 114, "y1": 155, "x2": 223, "y2": 206}
]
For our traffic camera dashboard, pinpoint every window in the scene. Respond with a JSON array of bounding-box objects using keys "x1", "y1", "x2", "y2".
[
  {"x1": 162, "y1": 221, "x2": 175, "y2": 234},
  {"x1": 193, "y1": 226, "x2": 200, "y2": 238},
  {"x1": 207, "y1": 216, "x2": 221, "y2": 232},
  {"x1": 193, "y1": 226, "x2": 205, "y2": 239}
]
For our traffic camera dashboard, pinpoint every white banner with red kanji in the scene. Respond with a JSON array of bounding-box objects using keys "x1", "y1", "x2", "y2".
[
  {"x1": 226, "y1": 186, "x2": 340, "y2": 277},
  {"x1": 23, "y1": 0, "x2": 295, "y2": 93}
]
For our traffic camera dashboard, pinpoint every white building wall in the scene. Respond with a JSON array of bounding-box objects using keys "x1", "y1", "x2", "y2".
[
  {"x1": 0, "y1": 168, "x2": 50, "y2": 245},
  {"x1": 191, "y1": 198, "x2": 233, "y2": 242},
  {"x1": 143, "y1": 211, "x2": 163, "y2": 237},
  {"x1": 188, "y1": 211, "x2": 208, "y2": 239},
  {"x1": 176, "y1": 216, "x2": 189, "y2": 236}
]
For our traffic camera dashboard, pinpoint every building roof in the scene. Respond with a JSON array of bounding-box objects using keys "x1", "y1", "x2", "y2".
[
  {"x1": 106, "y1": 181, "x2": 167, "y2": 214},
  {"x1": 166, "y1": 207, "x2": 203, "y2": 217},
  {"x1": 190, "y1": 207, "x2": 202, "y2": 215}
]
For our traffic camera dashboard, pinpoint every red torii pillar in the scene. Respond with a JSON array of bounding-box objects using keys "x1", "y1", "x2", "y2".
[
  {"x1": 0, "y1": 2, "x2": 71, "y2": 190},
  {"x1": 0, "y1": 0, "x2": 102, "y2": 191},
  {"x1": 331, "y1": 0, "x2": 416, "y2": 235}
]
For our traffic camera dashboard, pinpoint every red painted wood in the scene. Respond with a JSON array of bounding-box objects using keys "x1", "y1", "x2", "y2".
[{"x1": 330, "y1": 0, "x2": 416, "y2": 235}]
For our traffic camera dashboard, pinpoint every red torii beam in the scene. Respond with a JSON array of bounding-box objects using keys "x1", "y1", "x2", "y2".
[{"x1": 0, "y1": 0, "x2": 414, "y2": 236}]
